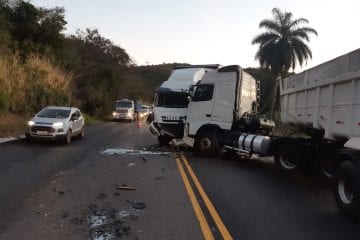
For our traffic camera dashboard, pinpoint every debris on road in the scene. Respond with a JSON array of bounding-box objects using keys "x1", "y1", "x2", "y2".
[
  {"x1": 84, "y1": 205, "x2": 138, "y2": 240},
  {"x1": 139, "y1": 156, "x2": 146, "y2": 162},
  {"x1": 116, "y1": 186, "x2": 136, "y2": 191},
  {"x1": 127, "y1": 200, "x2": 146, "y2": 210},
  {"x1": 97, "y1": 193, "x2": 107, "y2": 199},
  {"x1": 127, "y1": 163, "x2": 136, "y2": 168},
  {"x1": 101, "y1": 148, "x2": 170, "y2": 156}
]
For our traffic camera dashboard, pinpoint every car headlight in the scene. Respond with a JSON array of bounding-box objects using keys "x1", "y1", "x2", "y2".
[
  {"x1": 28, "y1": 120, "x2": 35, "y2": 126},
  {"x1": 140, "y1": 113, "x2": 144, "y2": 117},
  {"x1": 112, "y1": 111, "x2": 117, "y2": 116},
  {"x1": 53, "y1": 122, "x2": 64, "y2": 128}
]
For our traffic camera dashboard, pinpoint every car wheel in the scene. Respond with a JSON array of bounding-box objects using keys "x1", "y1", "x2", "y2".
[
  {"x1": 25, "y1": 133, "x2": 32, "y2": 143},
  {"x1": 78, "y1": 127, "x2": 85, "y2": 138},
  {"x1": 64, "y1": 130, "x2": 72, "y2": 144}
]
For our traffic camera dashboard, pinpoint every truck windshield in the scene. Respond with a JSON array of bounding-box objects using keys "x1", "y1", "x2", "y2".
[
  {"x1": 155, "y1": 92, "x2": 189, "y2": 108},
  {"x1": 116, "y1": 101, "x2": 132, "y2": 108}
]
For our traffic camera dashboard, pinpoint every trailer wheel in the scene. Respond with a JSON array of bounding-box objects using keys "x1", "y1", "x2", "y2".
[
  {"x1": 334, "y1": 161, "x2": 360, "y2": 219},
  {"x1": 274, "y1": 144, "x2": 302, "y2": 173},
  {"x1": 194, "y1": 131, "x2": 218, "y2": 156}
]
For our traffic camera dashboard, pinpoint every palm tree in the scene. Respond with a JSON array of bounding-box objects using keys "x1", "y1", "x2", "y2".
[{"x1": 252, "y1": 8, "x2": 317, "y2": 118}]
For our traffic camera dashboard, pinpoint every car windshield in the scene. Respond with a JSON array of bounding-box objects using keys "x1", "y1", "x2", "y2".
[
  {"x1": 37, "y1": 108, "x2": 71, "y2": 118},
  {"x1": 116, "y1": 101, "x2": 133, "y2": 108},
  {"x1": 154, "y1": 92, "x2": 189, "y2": 108}
]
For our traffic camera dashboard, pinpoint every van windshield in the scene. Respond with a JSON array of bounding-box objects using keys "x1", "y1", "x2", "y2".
[
  {"x1": 116, "y1": 101, "x2": 133, "y2": 108},
  {"x1": 155, "y1": 92, "x2": 188, "y2": 108}
]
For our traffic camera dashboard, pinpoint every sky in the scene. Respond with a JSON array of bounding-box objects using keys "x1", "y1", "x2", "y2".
[{"x1": 32, "y1": 0, "x2": 360, "y2": 72}]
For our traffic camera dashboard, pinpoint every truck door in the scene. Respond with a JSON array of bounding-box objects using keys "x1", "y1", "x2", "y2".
[
  {"x1": 211, "y1": 82, "x2": 234, "y2": 129},
  {"x1": 187, "y1": 84, "x2": 214, "y2": 135}
]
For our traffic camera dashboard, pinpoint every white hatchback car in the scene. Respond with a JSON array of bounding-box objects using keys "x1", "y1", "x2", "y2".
[{"x1": 25, "y1": 106, "x2": 85, "y2": 144}]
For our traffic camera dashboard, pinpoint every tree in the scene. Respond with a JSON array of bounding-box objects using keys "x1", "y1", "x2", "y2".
[
  {"x1": 4, "y1": 0, "x2": 66, "y2": 56},
  {"x1": 252, "y1": 8, "x2": 317, "y2": 118}
]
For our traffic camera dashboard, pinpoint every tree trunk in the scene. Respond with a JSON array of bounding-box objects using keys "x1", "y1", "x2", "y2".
[{"x1": 269, "y1": 74, "x2": 280, "y2": 120}]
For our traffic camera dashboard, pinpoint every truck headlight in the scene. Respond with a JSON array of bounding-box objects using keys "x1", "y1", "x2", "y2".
[
  {"x1": 53, "y1": 122, "x2": 64, "y2": 128},
  {"x1": 28, "y1": 120, "x2": 35, "y2": 126},
  {"x1": 140, "y1": 113, "x2": 144, "y2": 117},
  {"x1": 127, "y1": 112, "x2": 132, "y2": 117},
  {"x1": 112, "y1": 111, "x2": 117, "y2": 117}
]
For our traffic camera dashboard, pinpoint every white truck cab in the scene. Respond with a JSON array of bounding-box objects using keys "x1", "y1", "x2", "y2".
[
  {"x1": 183, "y1": 65, "x2": 258, "y2": 150},
  {"x1": 149, "y1": 65, "x2": 219, "y2": 145}
]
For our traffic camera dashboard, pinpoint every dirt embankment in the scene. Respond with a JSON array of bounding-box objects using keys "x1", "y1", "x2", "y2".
[{"x1": 0, "y1": 113, "x2": 27, "y2": 138}]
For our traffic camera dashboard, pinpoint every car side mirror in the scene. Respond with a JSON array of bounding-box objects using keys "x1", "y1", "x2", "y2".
[
  {"x1": 189, "y1": 85, "x2": 195, "y2": 97},
  {"x1": 71, "y1": 114, "x2": 78, "y2": 121}
]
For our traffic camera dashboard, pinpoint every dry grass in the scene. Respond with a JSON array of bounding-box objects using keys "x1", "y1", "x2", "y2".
[
  {"x1": 0, "y1": 113, "x2": 28, "y2": 138},
  {"x1": 0, "y1": 54, "x2": 72, "y2": 114}
]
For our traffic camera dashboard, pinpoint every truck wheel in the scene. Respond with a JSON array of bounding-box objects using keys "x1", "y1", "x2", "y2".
[
  {"x1": 194, "y1": 131, "x2": 218, "y2": 157},
  {"x1": 334, "y1": 161, "x2": 360, "y2": 219},
  {"x1": 158, "y1": 135, "x2": 172, "y2": 146},
  {"x1": 319, "y1": 160, "x2": 335, "y2": 179},
  {"x1": 274, "y1": 144, "x2": 302, "y2": 174}
]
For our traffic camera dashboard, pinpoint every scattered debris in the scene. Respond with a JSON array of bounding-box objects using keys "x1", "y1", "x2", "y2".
[
  {"x1": 58, "y1": 190, "x2": 66, "y2": 195},
  {"x1": 139, "y1": 156, "x2": 147, "y2": 162},
  {"x1": 113, "y1": 192, "x2": 120, "y2": 196},
  {"x1": 81, "y1": 205, "x2": 138, "y2": 240},
  {"x1": 97, "y1": 193, "x2": 107, "y2": 199},
  {"x1": 116, "y1": 186, "x2": 136, "y2": 191},
  {"x1": 127, "y1": 200, "x2": 146, "y2": 210},
  {"x1": 127, "y1": 163, "x2": 136, "y2": 168},
  {"x1": 61, "y1": 211, "x2": 69, "y2": 218},
  {"x1": 101, "y1": 148, "x2": 170, "y2": 156},
  {"x1": 155, "y1": 176, "x2": 165, "y2": 180}
]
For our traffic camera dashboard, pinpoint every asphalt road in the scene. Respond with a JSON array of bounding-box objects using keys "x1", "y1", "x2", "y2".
[
  {"x1": 0, "y1": 122, "x2": 359, "y2": 239},
  {"x1": 186, "y1": 154, "x2": 360, "y2": 240}
]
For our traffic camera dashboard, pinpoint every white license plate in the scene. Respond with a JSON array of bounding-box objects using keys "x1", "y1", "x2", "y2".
[
  {"x1": 165, "y1": 116, "x2": 179, "y2": 120},
  {"x1": 36, "y1": 131, "x2": 48, "y2": 135},
  {"x1": 119, "y1": 114, "x2": 125, "y2": 118}
]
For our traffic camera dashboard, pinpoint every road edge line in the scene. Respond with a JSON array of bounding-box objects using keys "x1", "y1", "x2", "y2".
[
  {"x1": 175, "y1": 155, "x2": 215, "y2": 240},
  {"x1": 181, "y1": 154, "x2": 234, "y2": 240}
]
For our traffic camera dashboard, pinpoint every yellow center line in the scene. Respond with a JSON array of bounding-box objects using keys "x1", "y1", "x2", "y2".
[
  {"x1": 175, "y1": 155, "x2": 215, "y2": 240},
  {"x1": 181, "y1": 154, "x2": 234, "y2": 240}
]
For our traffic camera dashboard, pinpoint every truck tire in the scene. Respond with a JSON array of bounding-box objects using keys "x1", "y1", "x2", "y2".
[
  {"x1": 334, "y1": 161, "x2": 360, "y2": 219},
  {"x1": 158, "y1": 135, "x2": 172, "y2": 146},
  {"x1": 274, "y1": 144, "x2": 303, "y2": 174},
  {"x1": 194, "y1": 131, "x2": 218, "y2": 157}
]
